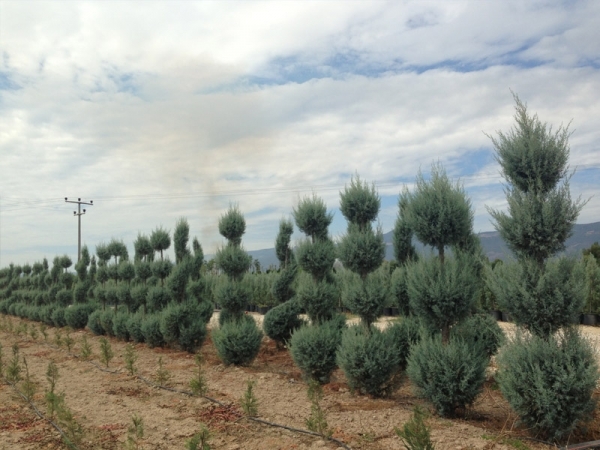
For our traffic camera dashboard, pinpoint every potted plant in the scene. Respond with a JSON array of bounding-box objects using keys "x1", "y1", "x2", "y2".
[{"x1": 583, "y1": 254, "x2": 600, "y2": 326}]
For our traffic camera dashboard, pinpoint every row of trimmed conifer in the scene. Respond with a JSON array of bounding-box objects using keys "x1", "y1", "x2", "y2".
[{"x1": 0, "y1": 94, "x2": 598, "y2": 444}]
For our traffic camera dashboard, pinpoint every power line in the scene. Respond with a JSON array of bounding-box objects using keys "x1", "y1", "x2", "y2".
[{"x1": 1, "y1": 163, "x2": 599, "y2": 212}]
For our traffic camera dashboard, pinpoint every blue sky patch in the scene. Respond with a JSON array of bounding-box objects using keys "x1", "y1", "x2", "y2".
[{"x1": 0, "y1": 72, "x2": 20, "y2": 91}]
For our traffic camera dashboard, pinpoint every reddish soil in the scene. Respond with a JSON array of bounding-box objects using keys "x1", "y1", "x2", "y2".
[{"x1": 1, "y1": 314, "x2": 599, "y2": 450}]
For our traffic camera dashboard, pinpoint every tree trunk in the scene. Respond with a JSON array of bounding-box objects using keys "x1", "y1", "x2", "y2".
[{"x1": 441, "y1": 324, "x2": 450, "y2": 345}]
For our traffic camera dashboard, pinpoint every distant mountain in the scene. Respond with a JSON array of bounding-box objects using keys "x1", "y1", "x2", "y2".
[{"x1": 245, "y1": 222, "x2": 600, "y2": 270}]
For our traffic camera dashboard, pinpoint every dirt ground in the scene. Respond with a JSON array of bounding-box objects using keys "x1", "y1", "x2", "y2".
[{"x1": 1, "y1": 313, "x2": 600, "y2": 450}]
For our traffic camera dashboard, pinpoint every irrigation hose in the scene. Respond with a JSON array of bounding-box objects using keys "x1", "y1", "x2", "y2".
[
  {"x1": 2, "y1": 326, "x2": 353, "y2": 449},
  {"x1": 1, "y1": 377, "x2": 80, "y2": 450}
]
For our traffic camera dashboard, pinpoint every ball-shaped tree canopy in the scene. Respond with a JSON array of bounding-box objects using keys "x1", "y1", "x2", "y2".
[
  {"x1": 218, "y1": 205, "x2": 246, "y2": 246},
  {"x1": 404, "y1": 162, "x2": 473, "y2": 260},
  {"x1": 293, "y1": 195, "x2": 333, "y2": 241},
  {"x1": 150, "y1": 227, "x2": 171, "y2": 258},
  {"x1": 339, "y1": 175, "x2": 380, "y2": 230}
]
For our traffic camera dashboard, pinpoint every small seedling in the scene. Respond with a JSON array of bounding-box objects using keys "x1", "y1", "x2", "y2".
[
  {"x1": 57, "y1": 401, "x2": 84, "y2": 447},
  {"x1": 305, "y1": 380, "x2": 331, "y2": 438},
  {"x1": 46, "y1": 360, "x2": 60, "y2": 393},
  {"x1": 240, "y1": 379, "x2": 258, "y2": 417},
  {"x1": 40, "y1": 323, "x2": 48, "y2": 341},
  {"x1": 80, "y1": 336, "x2": 92, "y2": 360},
  {"x1": 29, "y1": 326, "x2": 38, "y2": 341},
  {"x1": 6, "y1": 344, "x2": 22, "y2": 384},
  {"x1": 124, "y1": 344, "x2": 138, "y2": 376},
  {"x1": 21, "y1": 357, "x2": 37, "y2": 401},
  {"x1": 395, "y1": 406, "x2": 436, "y2": 450},
  {"x1": 99, "y1": 337, "x2": 114, "y2": 368},
  {"x1": 64, "y1": 328, "x2": 75, "y2": 353},
  {"x1": 15, "y1": 322, "x2": 27, "y2": 337},
  {"x1": 189, "y1": 353, "x2": 208, "y2": 397},
  {"x1": 126, "y1": 413, "x2": 144, "y2": 450},
  {"x1": 186, "y1": 423, "x2": 211, "y2": 450},
  {"x1": 154, "y1": 357, "x2": 171, "y2": 386},
  {"x1": 0, "y1": 342, "x2": 4, "y2": 378},
  {"x1": 54, "y1": 329, "x2": 63, "y2": 348},
  {"x1": 45, "y1": 361, "x2": 62, "y2": 418}
]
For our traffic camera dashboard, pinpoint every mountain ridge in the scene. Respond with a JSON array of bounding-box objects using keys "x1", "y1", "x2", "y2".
[{"x1": 244, "y1": 221, "x2": 600, "y2": 270}]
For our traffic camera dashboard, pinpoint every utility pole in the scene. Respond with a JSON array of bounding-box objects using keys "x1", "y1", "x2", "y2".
[{"x1": 65, "y1": 197, "x2": 93, "y2": 262}]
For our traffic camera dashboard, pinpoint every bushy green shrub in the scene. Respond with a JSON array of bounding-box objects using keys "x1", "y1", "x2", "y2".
[
  {"x1": 215, "y1": 281, "x2": 251, "y2": 322},
  {"x1": 127, "y1": 313, "x2": 145, "y2": 343},
  {"x1": 289, "y1": 319, "x2": 342, "y2": 384},
  {"x1": 296, "y1": 273, "x2": 337, "y2": 323},
  {"x1": 55, "y1": 288, "x2": 72, "y2": 306},
  {"x1": 130, "y1": 285, "x2": 148, "y2": 313},
  {"x1": 487, "y1": 258, "x2": 585, "y2": 337},
  {"x1": 73, "y1": 281, "x2": 88, "y2": 304},
  {"x1": 147, "y1": 286, "x2": 169, "y2": 313},
  {"x1": 337, "y1": 325, "x2": 402, "y2": 397},
  {"x1": 295, "y1": 238, "x2": 336, "y2": 280},
  {"x1": 0, "y1": 299, "x2": 9, "y2": 314},
  {"x1": 51, "y1": 307, "x2": 67, "y2": 328},
  {"x1": 100, "y1": 310, "x2": 115, "y2": 336},
  {"x1": 406, "y1": 334, "x2": 487, "y2": 417},
  {"x1": 113, "y1": 311, "x2": 131, "y2": 341},
  {"x1": 65, "y1": 303, "x2": 95, "y2": 329},
  {"x1": 341, "y1": 270, "x2": 388, "y2": 329},
  {"x1": 263, "y1": 300, "x2": 304, "y2": 347},
  {"x1": 384, "y1": 316, "x2": 422, "y2": 370},
  {"x1": 87, "y1": 309, "x2": 105, "y2": 335},
  {"x1": 141, "y1": 314, "x2": 165, "y2": 348},
  {"x1": 160, "y1": 301, "x2": 210, "y2": 353},
  {"x1": 451, "y1": 313, "x2": 504, "y2": 358},
  {"x1": 178, "y1": 320, "x2": 207, "y2": 354},
  {"x1": 390, "y1": 267, "x2": 410, "y2": 316},
  {"x1": 407, "y1": 253, "x2": 479, "y2": 340},
  {"x1": 40, "y1": 304, "x2": 57, "y2": 326},
  {"x1": 25, "y1": 305, "x2": 41, "y2": 322},
  {"x1": 496, "y1": 329, "x2": 598, "y2": 441},
  {"x1": 212, "y1": 315, "x2": 263, "y2": 366},
  {"x1": 215, "y1": 244, "x2": 252, "y2": 280}
]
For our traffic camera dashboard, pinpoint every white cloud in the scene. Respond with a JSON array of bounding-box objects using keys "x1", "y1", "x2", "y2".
[{"x1": 1, "y1": 0, "x2": 599, "y2": 266}]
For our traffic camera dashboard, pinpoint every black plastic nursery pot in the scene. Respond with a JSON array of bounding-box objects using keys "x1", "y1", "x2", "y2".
[
  {"x1": 488, "y1": 310, "x2": 501, "y2": 321},
  {"x1": 257, "y1": 306, "x2": 272, "y2": 315},
  {"x1": 501, "y1": 312, "x2": 512, "y2": 322},
  {"x1": 582, "y1": 314, "x2": 597, "y2": 326}
]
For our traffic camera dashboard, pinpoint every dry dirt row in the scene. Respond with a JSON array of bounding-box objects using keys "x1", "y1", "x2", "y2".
[{"x1": 1, "y1": 313, "x2": 599, "y2": 450}]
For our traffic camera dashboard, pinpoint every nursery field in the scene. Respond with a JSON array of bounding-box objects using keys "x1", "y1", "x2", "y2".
[{"x1": 3, "y1": 314, "x2": 600, "y2": 450}]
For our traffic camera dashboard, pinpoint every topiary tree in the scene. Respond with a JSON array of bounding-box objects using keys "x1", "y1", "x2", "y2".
[
  {"x1": 335, "y1": 175, "x2": 406, "y2": 397},
  {"x1": 151, "y1": 226, "x2": 171, "y2": 261},
  {"x1": 134, "y1": 233, "x2": 154, "y2": 262},
  {"x1": 289, "y1": 195, "x2": 344, "y2": 384},
  {"x1": 390, "y1": 191, "x2": 418, "y2": 316},
  {"x1": 293, "y1": 195, "x2": 337, "y2": 323},
  {"x1": 404, "y1": 163, "x2": 479, "y2": 343},
  {"x1": 487, "y1": 94, "x2": 597, "y2": 441},
  {"x1": 173, "y1": 217, "x2": 191, "y2": 264},
  {"x1": 264, "y1": 219, "x2": 303, "y2": 348},
  {"x1": 212, "y1": 206, "x2": 262, "y2": 365},
  {"x1": 403, "y1": 162, "x2": 488, "y2": 416},
  {"x1": 337, "y1": 175, "x2": 386, "y2": 329}
]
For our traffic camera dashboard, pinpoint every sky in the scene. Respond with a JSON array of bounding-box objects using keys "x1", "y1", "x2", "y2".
[{"x1": 1, "y1": 0, "x2": 599, "y2": 267}]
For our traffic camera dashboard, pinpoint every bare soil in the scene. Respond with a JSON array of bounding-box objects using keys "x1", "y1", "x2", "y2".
[{"x1": 2, "y1": 313, "x2": 600, "y2": 450}]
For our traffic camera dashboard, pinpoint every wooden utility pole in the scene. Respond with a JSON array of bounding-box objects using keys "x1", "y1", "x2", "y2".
[{"x1": 65, "y1": 197, "x2": 93, "y2": 262}]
